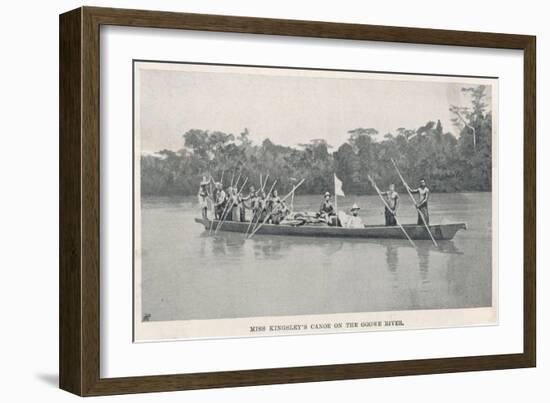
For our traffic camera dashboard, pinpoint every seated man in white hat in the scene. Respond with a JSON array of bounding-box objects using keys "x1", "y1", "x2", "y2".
[{"x1": 337, "y1": 203, "x2": 364, "y2": 229}]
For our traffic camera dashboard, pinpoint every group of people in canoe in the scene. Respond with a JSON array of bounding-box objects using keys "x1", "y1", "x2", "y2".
[
  {"x1": 198, "y1": 174, "x2": 431, "y2": 228},
  {"x1": 198, "y1": 176, "x2": 290, "y2": 225},
  {"x1": 318, "y1": 179, "x2": 430, "y2": 228}
]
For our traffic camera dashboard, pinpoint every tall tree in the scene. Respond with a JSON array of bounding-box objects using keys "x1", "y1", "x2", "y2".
[{"x1": 141, "y1": 85, "x2": 493, "y2": 196}]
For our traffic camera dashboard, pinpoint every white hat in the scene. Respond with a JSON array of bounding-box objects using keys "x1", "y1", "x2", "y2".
[{"x1": 350, "y1": 203, "x2": 360, "y2": 211}]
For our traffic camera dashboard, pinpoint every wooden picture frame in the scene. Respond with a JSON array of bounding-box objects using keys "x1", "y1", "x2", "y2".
[{"x1": 59, "y1": 6, "x2": 536, "y2": 396}]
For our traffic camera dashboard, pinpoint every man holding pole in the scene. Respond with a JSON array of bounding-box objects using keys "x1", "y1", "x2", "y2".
[
  {"x1": 390, "y1": 158, "x2": 438, "y2": 247},
  {"x1": 230, "y1": 187, "x2": 241, "y2": 222},
  {"x1": 269, "y1": 189, "x2": 288, "y2": 225},
  {"x1": 408, "y1": 179, "x2": 430, "y2": 225},
  {"x1": 250, "y1": 190, "x2": 261, "y2": 223},
  {"x1": 248, "y1": 179, "x2": 304, "y2": 238},
  {"x1": 241, "y1": 185, "x2": 256, "y2": 222},
  {"x1": 214, "y1": 182, "x2": 227, "y2": 220},
  {"x1": 197, "y1": 175, "x2": 211, "y2": 220},
  {"x1": 257, "y1": 190, "x2": 268, "y2": 223},
  {"x1": 380, "y1": 184, "x2": 399, "y2": 226}
]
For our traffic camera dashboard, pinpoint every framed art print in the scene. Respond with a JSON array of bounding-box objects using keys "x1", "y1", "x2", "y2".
[
  {"x1": 60, "y1": 6, "x2": 536, "y2": 396},
  {"x1": 132, "y1": 61, "x2": 498, "y2": 342}
]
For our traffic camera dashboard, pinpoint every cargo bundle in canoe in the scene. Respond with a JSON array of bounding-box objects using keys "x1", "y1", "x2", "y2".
[{"x1": 195, "y1": 218, "x2": 466, "y2": 241}]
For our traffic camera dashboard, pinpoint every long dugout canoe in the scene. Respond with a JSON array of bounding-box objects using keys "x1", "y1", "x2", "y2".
[{"x1": 195, "y1": 218, "x2": 466, "y2": 241}]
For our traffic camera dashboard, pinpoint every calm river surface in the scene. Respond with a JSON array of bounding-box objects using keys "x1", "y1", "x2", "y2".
[{"x1": 140, "y1": 193, "x2": 493, "y2": 321}]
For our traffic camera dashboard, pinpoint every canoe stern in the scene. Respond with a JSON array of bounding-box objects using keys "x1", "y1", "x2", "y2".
[{"x1": 436, "y1": 222, "x2": 467, "y2": 240}]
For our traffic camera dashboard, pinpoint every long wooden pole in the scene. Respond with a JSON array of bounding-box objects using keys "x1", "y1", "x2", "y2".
[
  {"x1": 289, "y1": 177, "x2": 297, "y2": 212},
  {"x1": 244, "y1": 207, "x2": 258, "y2": 238},
  {"x1": 261, "y1": 174, "x2": 269, "y2": 192},
  {"x1": 243, "y1": 173, "x2": 265, "y2": 232},
  {"x1": 207, "y1": 174, "x2": 215, "y2": 230},
  {"x1": 391, "y1": 158, "x2": 438, "y2": 247},
  {"x1": 210, "y1": 187, "x2": 229, "y2": 236},
  {"x1": 247, "y1": 179, "x2": 277, "y2": 236},
  {"x1": 244, "y1": 181, "x2": 267, "y2": 237},
  {"x1": 244, "y1": 209, "x2": 257, "y2": 238},
  {"x1": 208, "y1": 173, "x2": 221, "y2": 236},
  {"x1": 248, "y1": 179, "x2": 304, "y2": 239},
  {"x1": 209, "y1": 170, "x2": 227, "y2": 236},
  {"x1": 215, "y1": 177, "x2": 248, "y2": 235},
  {"x1": 233, "y1": 172, "x2": 242, "y2": 191},
  {"x1": 367, "y1": 175, "x2": 415, "y2": 247},
  {"x1": 334, "y1": 175, "x2": 337, "y2": 216},
  {"x1": 212, "y1": 174, "x2": 237, "y2": 235},
  {"x1": 265, "y1": 179, "x2": 277, "y2": 196},
  {"x1": 229, "y1": 169, "x2": 236, "y2": 187}
]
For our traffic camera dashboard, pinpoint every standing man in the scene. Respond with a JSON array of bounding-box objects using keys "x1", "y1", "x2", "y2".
[
  {"x1": 214, "y1": 182, "x2": 226, "y2": 220},
  {"x1": 257, "y1": 190, "x2": 268, "y2": 223},
  {"x1": 197, "y1": 175, "x2": 211, "y2": 220},
  {"x1": 224, "y1": 186, "x2": 233, "y2": 221},
  {"x1": 409, "y1": 179, "x2": 430, "y2": 225},
  {"x1": 229, "y1": 186, "x2": 240, "y2": 222},
  {"x1": 249, "y1": 190, "x2": 261, "y2": 223},
  {"x1": 233, "y1": 187, "x2": 244, "y2": 222},
  {"x1": 380, "y1": 183, "x2": 399, "y2": 226},
  {"x1": 241, "y1": 186, "x2": 256, "y2": 222}
]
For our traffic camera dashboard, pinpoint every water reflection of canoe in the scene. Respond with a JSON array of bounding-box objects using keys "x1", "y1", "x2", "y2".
[{"x1": 195, "y1": 218, "x2": 466, "y2": 240}]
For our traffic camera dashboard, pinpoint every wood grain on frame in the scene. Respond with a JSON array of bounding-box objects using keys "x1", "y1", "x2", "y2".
[
  {"x1": 59, "y1": 6, "x2": 536, "y2": 396},
  {"x1": 59, "y1": 7, "x2": 82, "y2": 395}
]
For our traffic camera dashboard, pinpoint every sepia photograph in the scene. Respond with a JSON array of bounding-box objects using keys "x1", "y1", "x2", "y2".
[{"x1": 133, "y1": 61, "x2": 497, "y2": 341}]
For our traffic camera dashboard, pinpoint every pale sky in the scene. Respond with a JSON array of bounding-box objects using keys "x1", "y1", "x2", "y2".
[{"x1": 137, "y1": 63, "x2": 494, "y2": 153}]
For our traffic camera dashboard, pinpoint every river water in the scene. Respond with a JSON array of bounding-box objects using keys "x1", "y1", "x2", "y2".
[{"x1": 140, "y1": 192, "x2": 493, "y2": 322}]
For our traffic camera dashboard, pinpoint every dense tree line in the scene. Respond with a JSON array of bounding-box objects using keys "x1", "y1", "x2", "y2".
[{"x1": 141, "y1": 85, "x2": 492, "y2": 197}]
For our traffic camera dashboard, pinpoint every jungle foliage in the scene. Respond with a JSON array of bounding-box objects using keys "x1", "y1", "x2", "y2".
[{"x1": 141, "y1": 85, "x2": 492, "y2": 196}]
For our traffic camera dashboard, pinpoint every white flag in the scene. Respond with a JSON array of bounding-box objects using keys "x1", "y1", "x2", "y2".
[{"x1": 334, "y1": 174, "x2": 345, "y2": 197}]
